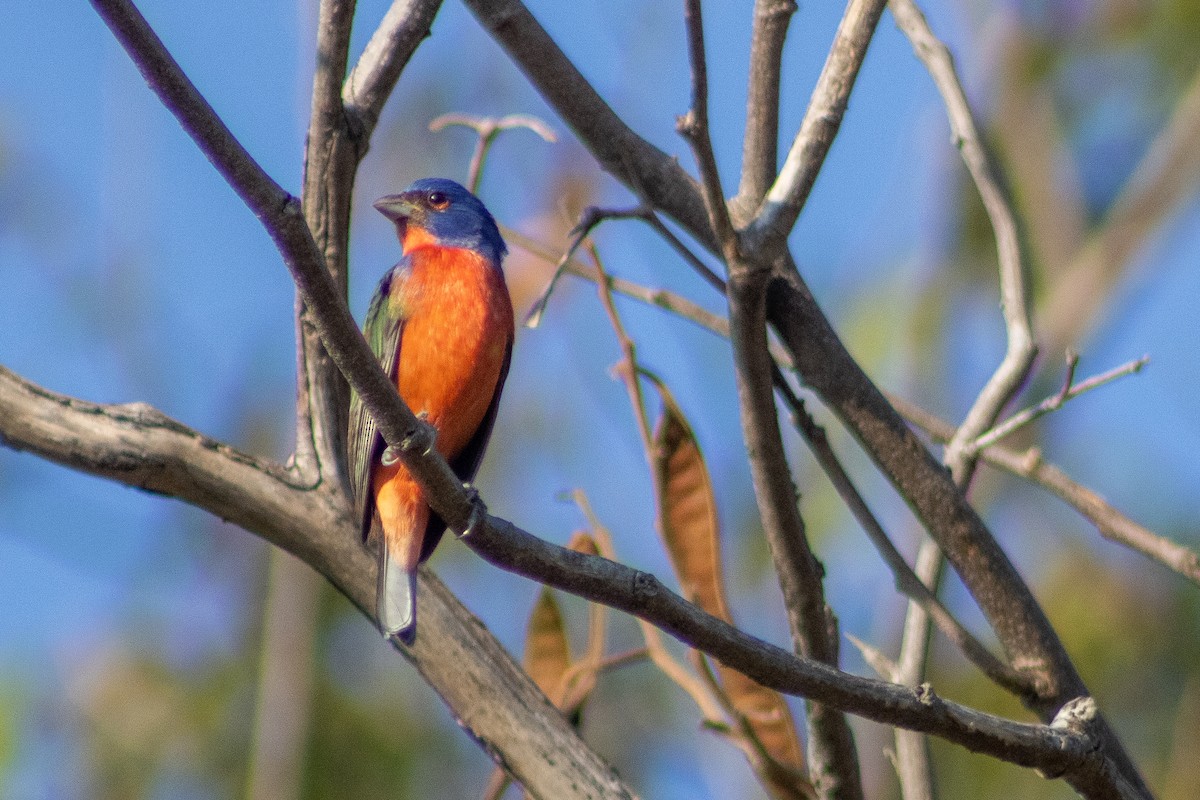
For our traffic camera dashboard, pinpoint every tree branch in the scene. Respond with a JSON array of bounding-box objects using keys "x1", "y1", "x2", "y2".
[
  {"x1": 344, "y1": 0, "x2": 446, "y2": 141},
  {"x1": 969, "y1": 355, "x2": 1149, "y2": 455},
  {"x1": 891, "y1": 395, "x2": 1200, "y2": 588},
  {"x1": 294, "y1": 0, "x2": 359, "y2": 489},
  {"x1": 678, "y1": 0, "x2": 735, "y2": 250},
  {"x1": 727, "y1": 258, "x2": 864, "y2": 800},
  {"x1": 888, "y1": 0, "x2": 1039, "y2": 793},
  {"x1": 464, "y1": 516, "x2": 1133, "y2": 794},
  {"x1": 0, "y1": 362, "x2": 1130, "y2": 790},
  {"x1": 0, "y1": 362, "x2": 639, "y2": 799},
  {"x1": 747, "y1": 0, "x2": 888, "y2": 251},
  {"x1": 732, "y1": 0, "x2": 796, "y2": 224}
]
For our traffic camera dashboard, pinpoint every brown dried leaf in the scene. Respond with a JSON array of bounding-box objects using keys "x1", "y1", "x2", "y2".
[
  {"x1": 523, "y1": 587, "x2": 571, "y2": 708},
  {"x1": 651, "y1": 385, "x2": 810, "y2": 798},
  {"x1": 566, "y1": 530, "x2": 601, "y2": 557}
]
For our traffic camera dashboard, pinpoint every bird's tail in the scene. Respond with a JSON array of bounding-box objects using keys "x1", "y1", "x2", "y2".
[{"x1": 378, "y1": 547, "x2": 417, "y2": 644}]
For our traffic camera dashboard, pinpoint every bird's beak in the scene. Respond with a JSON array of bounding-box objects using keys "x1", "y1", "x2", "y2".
[{"x1": 373, "y1": 194, "x2": 417, "y2": 223}]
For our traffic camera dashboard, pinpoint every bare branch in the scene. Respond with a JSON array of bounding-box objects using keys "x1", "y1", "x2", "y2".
[
  {"x1": 89, "y1": 0, "x2": 474, "y2": 531},
  {"x1": 891, "y1": 0, "x2": 1037, "y2": 477},
  {"x1": 293, "y1": 0, "x2": 359, "y2": 491},
  {"x1": 889, "y1": 1, "x2": 1039, "y2": 792},
  {"x1": 969, "y1": 355, "x2": 1150, "y2": 455},
  {"x1": 678, "y1": 0, "x2": 736, "y2": 250},
  {"x1": 343, "y1": 0, "x2": 445, "y2": 140},
  {"x1": 892, "y1": 395, "x2": 1200, "y2": 588},
  {"x1": 589, "y1": 244, "x2": 656, "y2": 455},
  {"x1": 726, "y1": 256, "x2": 864, "y2": 799},
  {"x1": 463, "y1": 515, "x2": 1124, "y2": 789},
  {"x1": 732, "y1": 0, "x2": 797, "y2": 223},
  {"x1": 748, "y1": 0, "x2": 887, "y2": 251}
]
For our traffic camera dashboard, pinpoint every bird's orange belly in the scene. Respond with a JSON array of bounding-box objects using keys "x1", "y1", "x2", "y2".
[
  {"x1": 394, "y1": 266, "x2": 510, "y2": 458},
  {"x1": 370, "y1": 247, "x2": 512, "y2": 566}
]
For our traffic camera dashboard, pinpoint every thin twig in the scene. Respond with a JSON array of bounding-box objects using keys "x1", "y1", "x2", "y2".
[
  {"x1": 429, "y1": 112, "x2": 556, "y2": 192},
  {"x1": 891, "y1": 395, "x2": 1200, "y2": 588},
  {"x1": 969, "y1": 355, "x2": 1150, "y2": 455},
  {"x1": 523, "y1": 205, "x2": 651, "y2": 329},
  {"x1": 678, "y1": 0, "x2": 736, "y2": 251},
  {"x1": 589, "y1": 244, "x2": 655, "y2": 454}
]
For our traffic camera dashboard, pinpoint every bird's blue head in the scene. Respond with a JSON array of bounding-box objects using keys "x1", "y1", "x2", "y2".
[{"x1": 374, "y1": 178, "x2": 507, "y2": 265}]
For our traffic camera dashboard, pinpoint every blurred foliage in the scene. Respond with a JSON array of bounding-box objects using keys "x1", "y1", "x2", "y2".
[{"x1": 67, "y1": 646, "x2": 251, "y2": 799}]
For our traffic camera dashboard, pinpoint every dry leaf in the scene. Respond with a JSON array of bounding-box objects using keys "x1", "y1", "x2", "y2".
[
  {"x1": 652, "y1": 384, "x2": 811, "y2": 799},
  {"x1": 523, "y1": 587, "x2": 572, "y2": 707}
]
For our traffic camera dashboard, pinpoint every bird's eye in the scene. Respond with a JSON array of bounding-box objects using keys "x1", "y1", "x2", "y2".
[{"x1": 427, "y1": 191, "x2": 450, "y2": 210}]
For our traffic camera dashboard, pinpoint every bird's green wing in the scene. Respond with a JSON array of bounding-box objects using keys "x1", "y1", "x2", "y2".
[{"x1": 347, "y1": 267, "x2": 406, "y2": 540}]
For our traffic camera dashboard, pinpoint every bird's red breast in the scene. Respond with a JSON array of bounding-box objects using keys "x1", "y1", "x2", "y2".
[{"x1": 370, "y1": 242, "x2": 514, "y2": 572}]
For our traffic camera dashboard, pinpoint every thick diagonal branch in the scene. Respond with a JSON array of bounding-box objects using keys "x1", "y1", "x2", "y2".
[{"x1": 0, "y1": 364, "x2": 1122, "y2": 790}]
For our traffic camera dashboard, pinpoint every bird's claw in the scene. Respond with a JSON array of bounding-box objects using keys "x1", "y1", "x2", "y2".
[
  {"x1": 454, "y1": 485, "x2": 487, "y2": 540},
  {"x1": 381, "y1": 414, "x2": 437, "y2": 466}
]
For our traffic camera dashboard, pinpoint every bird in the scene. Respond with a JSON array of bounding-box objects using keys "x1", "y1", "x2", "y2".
[{"x1": 347, "y1": 178, "x2": 514, "y2": 643}]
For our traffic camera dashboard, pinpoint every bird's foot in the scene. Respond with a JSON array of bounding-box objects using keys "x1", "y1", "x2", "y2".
[
  {"x1": 454, "y1": 484, "x2": 487, "y2": 540},
  {"x1": 381, "y1": 413, "x2": 437, "y2": 466}
]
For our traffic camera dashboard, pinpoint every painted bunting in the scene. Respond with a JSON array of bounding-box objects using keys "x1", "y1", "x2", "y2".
[{"x1": 348, "y1": 178, "x2": 514, "y2": 642}]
